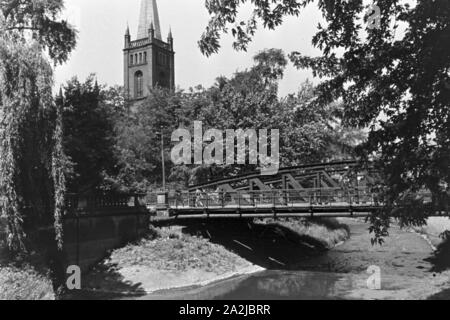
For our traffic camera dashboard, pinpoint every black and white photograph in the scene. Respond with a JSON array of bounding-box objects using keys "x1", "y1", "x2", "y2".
[{"x1": 0, "y1": 0, "x2": 449, "y2": 305}]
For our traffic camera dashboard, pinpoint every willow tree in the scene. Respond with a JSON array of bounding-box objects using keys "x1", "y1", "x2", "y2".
[{"x1": 0, "y1": 0, "x2": 76, "y2": 253}]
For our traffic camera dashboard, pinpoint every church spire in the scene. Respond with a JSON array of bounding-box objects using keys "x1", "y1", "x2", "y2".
[{"x1": 137, "y1": 0, "x2": 162, "y2": 40}]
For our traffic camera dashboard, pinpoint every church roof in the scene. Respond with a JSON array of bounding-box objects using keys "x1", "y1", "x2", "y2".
[{"x1": 137, "y1": 0, "x2": 162, "y2": 40}]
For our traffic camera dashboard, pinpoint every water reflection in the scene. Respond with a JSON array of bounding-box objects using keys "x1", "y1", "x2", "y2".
[{"x1": 143, "y1": 270, "x2": 358, "y2": 300}]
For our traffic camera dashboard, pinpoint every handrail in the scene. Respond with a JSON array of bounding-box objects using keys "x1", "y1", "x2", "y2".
[
  {"x1": 65, "y1": 193, "x2": 146, "y2": 209},
  {"x1": 148, "y1": 187, "x2": 398, "y2": 210}
]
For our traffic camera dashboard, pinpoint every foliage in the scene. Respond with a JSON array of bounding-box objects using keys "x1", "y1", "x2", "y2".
[
  {"x1": 52, "y1": 93, "x2": 68, "y2": 248},
  {"x1": 199, "y1": 0, "x2": 450, "y2": 240},
  {"x1": 0, "y1": 0, "x2": 77, "y2": 64},
  {"x1": 281, "y1": 81, "x2": 365, "y2": 166},
  {"x1": 58, "y1": 76, "x2": 117, "y2": 193},
  {"x1": 0, "y1": 0, "x2": 76, "y2": 257},
  {"x1": 112, "y1": 49, "x2": 362, "y2": 192},
  {"x1": 0, "y1": 38, "x2": 56, "y2": 252},
  {"x1": 111, "y1": 87, "x2": 186, "y2": 192}
]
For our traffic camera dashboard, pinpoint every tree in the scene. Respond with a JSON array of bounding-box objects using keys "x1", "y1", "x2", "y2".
[
  {"x1": 1, "y1": 0, "x2": 77, "y2": 64},
  {"x1": 188, "y1": 49, "x2": 360, "y2": 182},
  {"x1": 0, "y1": 2, "x2": 76, "y2": 294},
  {"x1": 0, "y1": 39, "x2": 55, "y2": 251},
  {"x1": 112, "y1": 87, "x2": 186, "y2": 192},
  {"x1": 58, "y1": 76, "x2": 117, "y2": 193},
  {"x1": 199, "y1": 0, "x2": 450, "y2": 241},
  {"x1": 112, "y1": 49, "x2": 360, "y2": 191},
  {"x1": 181, "y1": 49, "x2": 289, "y2": 184},
  {"x1": 281, "y1": 80, "x2": 364, "y2": 166}
]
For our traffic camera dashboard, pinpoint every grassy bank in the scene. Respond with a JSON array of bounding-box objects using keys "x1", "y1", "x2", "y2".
[
  {"x1": 77, "y1": 218, "x2": 350, "y2": 297},
  {"x1": 74, "y1": 226, "x2": 261, "y2": 298},
  {"x1": 1, "y1": 218, "x2": 54, "y2": 300},
  {"x1": 107, "y1": 227, "x2": 254, "y2": 274}
]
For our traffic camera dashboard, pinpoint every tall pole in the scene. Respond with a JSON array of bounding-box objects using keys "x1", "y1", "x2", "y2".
[{"x1": 160, "y1": 127, "x2": 166, "y2": 191}]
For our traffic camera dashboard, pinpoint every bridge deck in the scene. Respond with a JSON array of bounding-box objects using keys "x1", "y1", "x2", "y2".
[{"x1": 148, "y1": 188, "x2": 444, "y2": 219}]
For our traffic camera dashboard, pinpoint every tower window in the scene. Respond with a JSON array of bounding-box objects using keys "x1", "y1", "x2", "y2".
[
  {"x1": 144, "y1": 52, "x2": 147, "y2": 63},
  {"x1": 135, "y1": 71, "x2": 143, "y2": 98},
  {"x1": 139, "y1": 53, "x2": 142, "y2": 63},
  {"x1": 130, "y1": 55, "x2": 134, "y2": 65}
]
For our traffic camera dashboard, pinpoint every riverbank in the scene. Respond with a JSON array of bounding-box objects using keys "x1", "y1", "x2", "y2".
[
  {"x1": 299, "y1": 219, "x2": 450, "y2": 300},
  {"x1": 410, "y1": 217, "x2": 450, "y2": 249},
  {"x1": 73, "y1": 218, "x2": 349, "y2": 298},
  {"x1": 256, "y1": 217, "x2": 350, "y2": 250},
  {"x1": 5, "y1": 216, "x2": 447, "y2": 300}
]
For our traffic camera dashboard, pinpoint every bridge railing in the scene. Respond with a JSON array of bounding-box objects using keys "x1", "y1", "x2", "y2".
[
  {"x1": 152, "y1": 188, "x2": 382, "y2": 209},
  {"x1": 65, "y1": 193, "x2": 146, "y2": 211}
]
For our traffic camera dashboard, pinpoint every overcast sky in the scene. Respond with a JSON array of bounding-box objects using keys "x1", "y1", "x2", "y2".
[{"x1": 56, "y1": 0, "x2": 325, "y2": 97}]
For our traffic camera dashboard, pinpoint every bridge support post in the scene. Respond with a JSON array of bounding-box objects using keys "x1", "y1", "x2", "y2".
[
  {"x1": 77, "y1": 196, "x2": 88, "y2": 210},
  {"x1": 156, "y1": 190, "x2": 170, "y2": 217},
  {"x1": 156, "y1": 190, "x2": 169, "y2": 209},
  {"x1": 282, "y1": 176, "x2": 288, "y2": 206},
  {"x1": 221, "y1": 191, "x2": 225, "y2": 208}
]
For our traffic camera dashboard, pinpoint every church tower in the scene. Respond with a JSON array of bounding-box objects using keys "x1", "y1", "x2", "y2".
[{"x1": 123, "y1": 0, "x2": 175, "y2": 102}]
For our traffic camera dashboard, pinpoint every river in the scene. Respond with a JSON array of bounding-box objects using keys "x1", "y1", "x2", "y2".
[{"x1": 138, "y1": 219, "x2": 450, "y2": 300}]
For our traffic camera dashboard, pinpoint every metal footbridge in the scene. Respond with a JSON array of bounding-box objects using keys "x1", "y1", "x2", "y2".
[{"x1": 148, "y1": 161, "x2": 444, "y2": 219}]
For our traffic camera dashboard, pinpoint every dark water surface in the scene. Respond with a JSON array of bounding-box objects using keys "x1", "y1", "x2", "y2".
[{"x1": 139, "y1": 270, "x2": 358, "y2": 300}]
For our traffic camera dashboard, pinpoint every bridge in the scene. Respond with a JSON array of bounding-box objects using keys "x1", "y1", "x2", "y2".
[
  {"x1": 148, "y1": 161, "x2": 444, "y2": 219},
  {"x1": 27, "y1": 160, "x2": 441, "y2": 271},
  {"x1": 59, "y1": 161, "x2": 444, "y2": 220}
]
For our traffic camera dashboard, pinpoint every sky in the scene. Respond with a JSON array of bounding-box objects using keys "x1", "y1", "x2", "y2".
[{"x1": 55, "y1": 0, "x2": 325, "y2": 97}]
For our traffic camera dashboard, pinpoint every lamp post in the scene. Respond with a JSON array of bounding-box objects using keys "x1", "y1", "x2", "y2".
[
  {"x1": 156, "y1": 126, "x2": 169, "y2": 213},
  {"x1": 160, "y1": 126, "x2": 166, "y2": 191}
]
